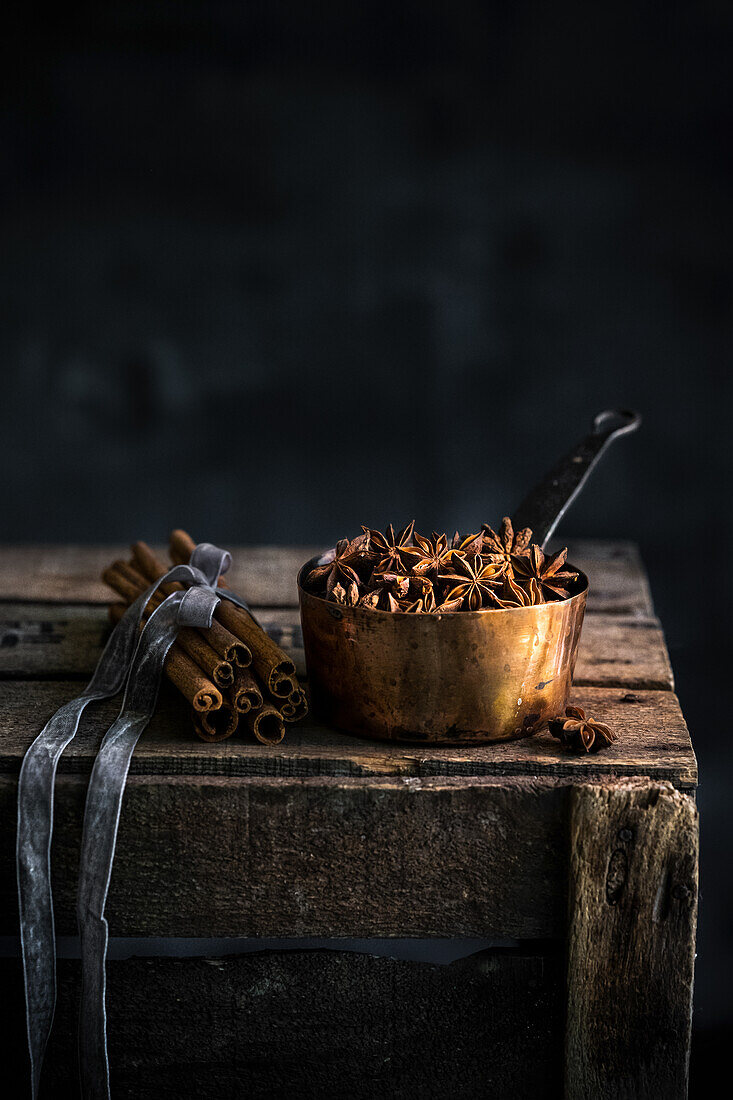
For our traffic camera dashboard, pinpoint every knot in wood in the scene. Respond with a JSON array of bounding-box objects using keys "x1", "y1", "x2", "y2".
[
  {"x1": 672, "y1": 883, "x2": 693, "y2": 906},
  {"x1": 605, "y1": 848, "x2": 627, "y2": 905}
]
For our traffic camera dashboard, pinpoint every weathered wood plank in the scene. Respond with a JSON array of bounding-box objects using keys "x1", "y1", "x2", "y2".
[
  {"x1": 565, "y1": 780, "x2": 698, "y2": 1100},
  {"x1": 553, "y1": 539, "x2": 654, "y2": 617},
  {"x1": 0, "y1": 681, "x2": 697, "y2": 787},
  {"x1": 0, "y1": 775, "x2": 570, "y2": 938},
  {"x1": 0, "y1": 540, "x2": 654, "y2": 615},
  {"x1": 0, "y1": 604, "x2": 673, "y2": 690},
  {"x1": 0, "y1": 545, "x2": 320, "y2": 606},
  {"x1": 2, "y1": 947, "x2": 564, "y2": 1099}
]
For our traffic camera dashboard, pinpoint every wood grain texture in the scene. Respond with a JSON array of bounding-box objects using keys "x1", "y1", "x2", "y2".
[
  {"x1": 0, "y1": 774, "x2": 571, "y2": 938},
  {"x1": 0, "y1": 540, "x2": 654, "y2": 615},
  {"x1": 2, "y1": 948, "x2": 564, "y2": 1100},
  {"x1": 0, "y1": 604, "x2": 673, "y2": 690},
  {"x1": 0, "y1": 681, "x2": 697, "y2": 788},
  {"x1": 565, "y1": 780, "x2": 698, "y2": 1100}
]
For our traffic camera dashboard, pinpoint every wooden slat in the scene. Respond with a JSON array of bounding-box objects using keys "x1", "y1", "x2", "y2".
[
  {"x1": 0, "y1": 775, "x2": 571, "y2": 938},
  {"x1": 567, "y1": 541, "x2": 654, "y2": 617},
  {"x1": 0, "y1": 545, "x2": 319, "y2": 606},
  {"x1": 0, "y1": 540, "x2": 654, "y2": 615},
  {"x1": 0, "y1": 604, "x2": 673, "y2": 690},
  {"x1": 2, "y1": 948, "x2": 564, "y2": 1099},
  {"x1": 0, "y1": 681, "x2": 697, "y2": 788},
  {"x1": 565, "y1": 780, "x2": 698, "y2": 1099}
]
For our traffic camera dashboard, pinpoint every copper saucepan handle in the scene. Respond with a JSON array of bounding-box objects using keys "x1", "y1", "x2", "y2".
[{"x1": 512, "y1": 408, "x2": 642, "y2": 548}]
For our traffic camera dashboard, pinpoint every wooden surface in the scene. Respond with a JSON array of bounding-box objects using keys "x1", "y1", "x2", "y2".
[
  {"x1": 0, "y1": 541, "x2": 694, "y2": 791},
  {"x1": 0, "y1": 681, "x2": 695, "y2": 788},
  {"x1": 0, "y1": 774, "x2": 572, "y2": 938},
  {"x1": 2, "y1": 948, "x2": 564, "y2": 1099},
  {"x1": 565, "y1": 780, "x2": 698, "y2": 1100},
  {"x1": 0, "y1": 541, "x2": 697, "y2": 1098}
]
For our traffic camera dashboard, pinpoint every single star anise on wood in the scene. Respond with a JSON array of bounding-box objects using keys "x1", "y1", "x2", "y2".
[
  {"x1": 482, "y1": 517, "x2": 533, "y2": 574},
  {"x1": 511, "y1": 545, "x2": 578, "y2": 603},
  {"x1": 438, "y1": 555, "x2": 505, "y2": 611},
  {"x1": 362, "y1": 521, "x2": 420, "y2": 574},
  {"x1": 411, "y1": 532, "x2": 457, "y2": 578},
  {"x1": 548, "y1": 706, "x2": 617, "y2": 753},
  {"x1": 307, "y1": 537, "x2": 365, "y2": 601}
]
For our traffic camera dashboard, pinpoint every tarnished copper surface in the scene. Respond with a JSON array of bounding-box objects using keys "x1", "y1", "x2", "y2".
[{"x1": 298, "y1": 556, "x2": 588, "y2": 744}]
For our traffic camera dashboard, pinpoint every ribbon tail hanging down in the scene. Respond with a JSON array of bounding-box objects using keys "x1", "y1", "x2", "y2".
[
  {"x1": 17, "y1": 553, "x2": 231, "y2": 1099},
  {"x1": 16, "y1": 585, "x2": 156, "y2": 1100},
  {"x1": 76, "y1": 583, "x2": 223, "y2": 1099}
]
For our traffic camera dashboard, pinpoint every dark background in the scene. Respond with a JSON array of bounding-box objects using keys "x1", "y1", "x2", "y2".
[{"x1": 2, "y1": 0, "x2": 730, "y2": 1088}]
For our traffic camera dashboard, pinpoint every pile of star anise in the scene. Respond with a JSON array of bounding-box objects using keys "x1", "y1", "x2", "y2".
[{"x1": 305, "y1": 518, "x2": 579, "y2": 612}]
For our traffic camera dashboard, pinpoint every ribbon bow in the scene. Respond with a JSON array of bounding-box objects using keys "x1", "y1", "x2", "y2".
[{"x1": 17, "y1": 543, "x2": 253, "y2": 1099}]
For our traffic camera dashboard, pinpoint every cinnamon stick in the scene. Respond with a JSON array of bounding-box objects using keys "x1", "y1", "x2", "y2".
[
  {"x1": 103, "y1": 560, "x2": 235, "y2": 689},
  {"x1": 108, "y1": 601, "x2": 223, "y2": 714},
  {"x1": 131, "y1": 541, "x2": 252, "y2": 668},
  {"x1": 169, "y1": 529, "x2": 298, "y2": 696},
  {"x1": 193, "y1": 703, "x2": 239, "y2": 743},
  {"x1": 232, "y1": 667, "x2": 264, "y2": 714},
  {"x1": 244, "y1": 704, "x2": 286, "y2": 746},
  {"x1": 280, "y1": 687, "x2": 309, "y2": 723}
]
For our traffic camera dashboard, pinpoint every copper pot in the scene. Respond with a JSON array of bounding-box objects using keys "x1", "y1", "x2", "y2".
[
  {"x1": 296, "y1": 408, "x2": 642, "y2": 744},
  {"x1": 298, "y1": 560, "x2": 588, "y2": 744}
]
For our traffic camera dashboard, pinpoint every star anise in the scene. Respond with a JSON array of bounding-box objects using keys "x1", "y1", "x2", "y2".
[
  {"x1": 490, "y1": 573, "x2": 535, "y2": 609},
  {"x1": 482, "y1": 517, "x2": 532, "y2": 574},
  {"x1": 548, "y1": 706, "x2": 617, "y2": 753},
  {"x1": 400, "y1": 597, "x2": 426, "y2": 613},
  {"x1": 359, "y1": 586, "x2": 401, "y2": 612},
  {"x1": 411, "y1": 532, "x2": 457, "y2": 578},
  {"x1": 450, "y1": 530, "x2": 484, "y2": 557},
  {"x1": 372, "y1": 572, "x2": 411, "y2": 600},
  {"x1": 359, "y1": 571, "x2": 411, "y2": 612},
  {"x1": 307, "y1": 536, "x2": 365, "y2": 602},
  {"x1": 438, "y1": 555, "x2": 505, "y2": 610},
  {"x1": 362, "y1": 521, "x2": 420, "y2": 574},
  {"x1": 511, "y1": 545, "x2": 578, "y2": 603},
  {"x1": 408, "y1": 574, "x2": 437, "y2": 612},
  {"x1": 330, "y1": 580, "x2": 360, "y2": 606}
]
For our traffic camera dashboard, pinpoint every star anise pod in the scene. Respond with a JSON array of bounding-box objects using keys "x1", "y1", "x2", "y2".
[
  {"x1": 438, "y1": 555, "x2": 505, "y2": 611},
  {"x1": 434, "y1": 592, "x2": 467, "y2": 612},
  {"x1": 482, "y1": 517, "x2": 533, "y2": 574},
  {"x1": 371, "y1": 572, "x2": 411, "y2": 600},
  {"x1": 307, "y1": 536, "x2": 365, "y2": 600},
  {"x1": 329, "y1": 579, "x2": 360, "y2": 606},
  {"x1": 511, "y1": 545, "x2": 578, "y2": 603},
  {"x1": 362, "y1": 521, "x2": 420, "y2": 574},
  {"x1": 548, "y1": 706, "x2": 617, "y2": 753},
  {"x1": 400, "y1": 597, "x2": 426, "y2": 613},
  {"x1": 411, "y1": 532, "x2": 457, "y2": 578},
  {"x1": 359, "y1": 586, "x2": 401, "y2": 612},
  {"x1": 450, "y1": 530, "x2": 484, "y2": 557},
  {"x1": 408, "y1": 574, "x2": 437, "y2": 612},
  {"x1": 490, "y1": 573, "x2": 535, "y2": 609},
  {"x1": 359, "y1": 571, "x2": 411, "y2": 612}
]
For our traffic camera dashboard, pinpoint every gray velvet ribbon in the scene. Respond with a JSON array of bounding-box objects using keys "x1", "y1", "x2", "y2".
[{"x1": 17, "y1": 543, "x2": 252, "y2": 1099}]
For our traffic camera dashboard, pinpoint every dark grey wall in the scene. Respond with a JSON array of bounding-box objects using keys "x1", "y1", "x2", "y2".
[{"x1": 2, "y1": 0, "x2": 731, "y2": 1073}]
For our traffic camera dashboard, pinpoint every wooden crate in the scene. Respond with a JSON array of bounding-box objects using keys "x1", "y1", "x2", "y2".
[{"x1": 0, "y1": 541, "x2": 697, "y2": 1099}]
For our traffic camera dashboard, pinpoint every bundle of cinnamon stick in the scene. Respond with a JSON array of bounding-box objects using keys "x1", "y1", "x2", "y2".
[{"x1": 101, "y1": 529, "x2": 307, "y2": 745}]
